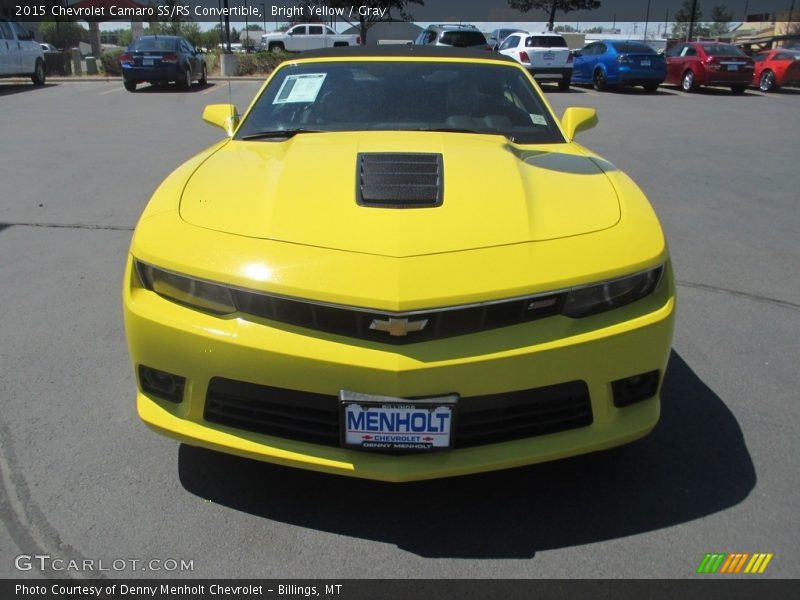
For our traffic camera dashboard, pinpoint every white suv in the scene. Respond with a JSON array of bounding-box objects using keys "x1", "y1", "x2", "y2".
[
  {"x1": 0, "y1": 18, "x2": 46, "y2": 85},
  {"x1": 498, "y1": 32, "x2": 573, "y2": 91}
]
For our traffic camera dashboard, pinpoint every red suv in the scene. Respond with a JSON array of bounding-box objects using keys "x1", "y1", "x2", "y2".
[{"x1": 665, "y1": 41, "x2": 754, "y2": 93}]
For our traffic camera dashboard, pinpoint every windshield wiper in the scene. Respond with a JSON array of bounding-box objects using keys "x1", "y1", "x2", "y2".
[
  {"x1": 239, "y1": 128, "x2": 326, "y2": 141},
  {"x1": 419, "y1": 127, "x2": 515, "y2": 142}
]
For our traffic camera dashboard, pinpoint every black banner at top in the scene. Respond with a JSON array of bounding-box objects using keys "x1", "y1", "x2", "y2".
[{"x1": 3, "y1": 0, "x2": 799, "y2": 24}]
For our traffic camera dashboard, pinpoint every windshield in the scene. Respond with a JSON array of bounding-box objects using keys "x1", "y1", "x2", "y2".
[
  {"x1": 235, "y1": 61, "x2": 565, "y2": 144},
  {"x1": 131, "y1": 38, "x2": 177, "y2": 52},
  {"x1": 614, "y1": 42, "x2": 656, "y2": 54},
  {"x1": 439, "y1": 31, "x2": 487, "y2": 47},
  {"x1": 526, "y1": 36, "x2": 568, "y2": 48},
  {"x1": 702, "y1": 43, "x2": 745, "y2": 56}
]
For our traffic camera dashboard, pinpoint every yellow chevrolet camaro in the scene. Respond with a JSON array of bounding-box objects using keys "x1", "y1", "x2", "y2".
[{"x1": 123, "y1": 47, "x2": 675, "y2": 482}]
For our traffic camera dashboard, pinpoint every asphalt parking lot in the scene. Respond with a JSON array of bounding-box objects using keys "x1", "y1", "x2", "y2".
[{"x1": 1, "y1": 77, "x2": 798, "y2": 579}]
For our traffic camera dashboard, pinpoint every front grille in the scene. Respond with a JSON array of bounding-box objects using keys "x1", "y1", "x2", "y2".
[
  {"x1": 204, "y1": 378, "x2": 592, "y2": 450},
  {"x1": 231, "y1": 289, "x2": 564, "y2": 344},
  {"x1": 356, "y1": 153, "x2": 443, "y2": 208}
]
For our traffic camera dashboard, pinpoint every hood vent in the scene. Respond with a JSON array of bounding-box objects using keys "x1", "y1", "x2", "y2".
[{"x1": 357, "y1": 153, "x2": 443, "y2": 208}]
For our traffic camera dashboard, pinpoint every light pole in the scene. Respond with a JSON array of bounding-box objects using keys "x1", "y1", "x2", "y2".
[
  {"x1": 245, "y1": 0, "x2": 250, "y2": 50},
  {"x1": 687, "y1": 0, "x2": 699, "y2": 41},
  {"x1": 261, "y1": 3, "x2": 266, "y2": 34},
  {"x1": 643, "y1": 0, "x2": 651, "y2": 40}
]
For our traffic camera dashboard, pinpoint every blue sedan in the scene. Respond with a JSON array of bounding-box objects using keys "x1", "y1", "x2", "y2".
[
  {"x1": 572, "y1": 40, "x2": 666, "y2": 92},
  {"x1": 120, "y1": 35, "x2": 207, "y2": 92}
]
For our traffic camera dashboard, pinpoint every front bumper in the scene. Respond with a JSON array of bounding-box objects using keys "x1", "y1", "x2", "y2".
[{"x1": 123, "y1": 256, "x2": 676, "y2": 482}]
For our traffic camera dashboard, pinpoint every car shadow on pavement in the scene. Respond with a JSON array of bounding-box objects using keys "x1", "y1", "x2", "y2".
[
  {"x1": 0, "y1": 83, "x2": 57, "y2": 96},
  {"x1": 133, "y1": 82, "x2": 213, "y2": 94},
  {"x1": 178, "y1": 350, "x2": 756, "y2": 559},
  {"x1": 667, "y1": 85, "x2": 761, "y2": 97}
]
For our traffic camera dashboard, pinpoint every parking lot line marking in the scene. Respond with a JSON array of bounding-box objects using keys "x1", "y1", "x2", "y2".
[
  {"x1": 99, "y1": 87, "x2": 123, "y2": 95},
  {"x1": 200, "y1": 84, "x2": 226, "y2": 95}
]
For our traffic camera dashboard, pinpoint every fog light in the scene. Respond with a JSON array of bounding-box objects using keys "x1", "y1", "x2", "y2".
[
  {"x1": 611, "y1": 370, "x2": 659, "y2": 407},
  {"x1": 139, "y1": 365, "x2": 185, "y2": 403}
]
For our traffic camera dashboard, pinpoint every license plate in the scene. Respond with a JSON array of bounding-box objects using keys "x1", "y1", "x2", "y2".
[
  {"x1": 143, "y1": 58, "x2": 154, "y2": 66},
  {"x1": 543, "y1": 52, "x2": 555, "y2": 61},
  {"x1": 340, "y1": 390, "x2": 457, "y2": 452},
  {"x1": 641, "y1": 59, "x2": 651, "y2": 66},
  {"x1": 727, "y1": 64, "x2": 739, "y2": 71}
]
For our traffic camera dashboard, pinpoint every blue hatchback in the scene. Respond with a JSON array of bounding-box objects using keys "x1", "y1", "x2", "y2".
[
  {"x1": 572, "y1": 40, "x2": 666, "y2": 92},
  {"x1": 120, "y1": 35, "x2": 207, "y2": 92}
]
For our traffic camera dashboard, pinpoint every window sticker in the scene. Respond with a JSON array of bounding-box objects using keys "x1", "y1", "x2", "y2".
[
  {"x1": 530, "y1": 114, "x2": 547, "y2": 126},
  {"x1": 273, "y1": 73, "x2": 327, "y2": 104}
]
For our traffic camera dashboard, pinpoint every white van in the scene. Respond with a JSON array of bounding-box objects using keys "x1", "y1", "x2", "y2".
[{"x1": 0, "y1": 18, "x2": 46, "y2": 85}]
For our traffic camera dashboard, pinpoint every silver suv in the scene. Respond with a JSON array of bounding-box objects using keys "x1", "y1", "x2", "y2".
[{"x1": 413, "y1": 24, "x2": 489, "y2": 49}]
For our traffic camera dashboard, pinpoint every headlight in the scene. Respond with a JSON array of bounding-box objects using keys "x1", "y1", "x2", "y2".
[
  {"x1": 135, "y1": 262, "x2": 236, "y2": 315},
  {"x1": 563, "y1": 266, "x2": 664, "y2": 318}
]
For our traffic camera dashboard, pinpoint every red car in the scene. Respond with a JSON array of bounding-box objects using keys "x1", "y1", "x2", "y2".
[
  {"x1": 665, "y1": 41, "x2": 754, "y2": 93},
  {"x1": 752, "y1": 47, "x2": 800, "y2": 92}
]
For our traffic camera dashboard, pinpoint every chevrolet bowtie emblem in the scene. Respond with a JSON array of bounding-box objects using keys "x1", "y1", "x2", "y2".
[{"x1": 369, "y1": 317, "x2": 429, "y2": 337}]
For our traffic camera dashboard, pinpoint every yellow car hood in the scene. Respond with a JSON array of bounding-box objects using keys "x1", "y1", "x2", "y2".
[{"x1": 179, "y1": 131, "x2": 620, "y2": 258}]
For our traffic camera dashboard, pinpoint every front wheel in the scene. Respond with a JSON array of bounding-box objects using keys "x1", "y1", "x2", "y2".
[
  {"x1": 558, "y1": 77, "x2": 570, "y2": 91},
  {"x1": 198, "y1": 63, "x2": 208, "y2": 86},
  {"x1": 730, "y1": 85, "x2": 746, "y2": 94},
  {"x1": 643, "y1": 82, "x2": 659, "y2": 93},
  {"x1": 593, "y1": 68, "x2": 607, "y2": 91},
  {"x1": 31, "y1": 59, "x2": 46, "y2": 86},
  {"x1": 759, "y1": 70, "x2": 777, "y2": 92},
  {"x1": 123, "y1": 80, "x2": 137, "y2": 92},
  {"x1": 268, "y1": 43, "x2": 284, "y2": 53},
  {"x1": 681, "y1": 70, "x2": 697, "y2": 92}
]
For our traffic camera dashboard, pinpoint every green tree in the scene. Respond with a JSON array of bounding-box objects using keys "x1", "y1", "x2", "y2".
[
  {"x1": 672, "y1": 0, "x2": 709, "y2": 39},
  {"x1": 554, "y1": 24, "x2": 576, "y2": 32},
  {"x1": 583, "y1": 25, "x2": 603, "y2": 33},
  {"x1": 39, "y1": 19, "x2": 88, "y2": 49},
  {"x1": 324, "y1": 1, "x2": 424, "y2": 45},
  {"x1": 508, "y1": 1, "x2": 601, "y2": 32},
  {"x1": 708, "y1": 4, "x2": 734, "y2": 37}
]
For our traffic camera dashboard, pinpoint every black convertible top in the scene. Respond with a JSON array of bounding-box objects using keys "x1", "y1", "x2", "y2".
[{"x1": 296, "y1": 45, "x2": 519, "y2": 63}]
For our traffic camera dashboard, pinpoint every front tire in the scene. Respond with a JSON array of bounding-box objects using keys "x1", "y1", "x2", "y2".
[
  {"x1": 730, "y1": 85, "x2": 746, "y2": 94},
  {"x1": 268, "y1": 42, "x2": 284, "y2": 53},
  {"x1": 681, "y1": 70, "x2": 697, "y2": 92},
  {"x1": 198, "y1": 63, "x2": 208, "y2": 86},
  {"x1": 558, "y1": 77, "x2": 570, "y2": 91},
  {"x1": 123, "y1": 80, "x2": 137, "y2": 92},
  {"x1": 31, "y1": 59, "x2": 46, "y2": 86},
  {"x1": 593, "y1": 68, "x2": 607, "y2": 91},
  {"x1": 643, "y1": 82, "x2": 659, "y2": 93},
  {"x1": 759, "y1": 70, "x2": 777, "y2": 92}
]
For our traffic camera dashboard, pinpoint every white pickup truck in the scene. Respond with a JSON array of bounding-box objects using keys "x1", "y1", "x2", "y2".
[
  {"x1": 0, "y1": 18, "x2": 46, "y2": 85},
  {"x1": 260, "y1": 24, "x2": 360, "y2": 52}
]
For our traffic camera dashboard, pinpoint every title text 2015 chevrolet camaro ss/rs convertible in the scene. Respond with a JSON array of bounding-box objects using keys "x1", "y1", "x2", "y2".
[{"x1": 123, "y1": 47, "x2": 675, "y2": 482}]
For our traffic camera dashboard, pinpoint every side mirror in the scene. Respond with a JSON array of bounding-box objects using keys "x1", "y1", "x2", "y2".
[
  {"x1": 203, "y1": 104, "x2": 239, "y2": 137},
  {"x1": 573, "y1": 50, "x2": 582, "y2": 57},
  {"x1": 561, "y1": 107, "x2": 598, "y2": 140}
]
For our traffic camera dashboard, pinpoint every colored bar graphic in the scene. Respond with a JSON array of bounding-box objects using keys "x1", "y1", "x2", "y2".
[
  {"x1": 697, "y1": 553, "x2": 726, "y2": 574},
  {"x1": 699, "y1": 553, "x2": 773, "y2": 574}
]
